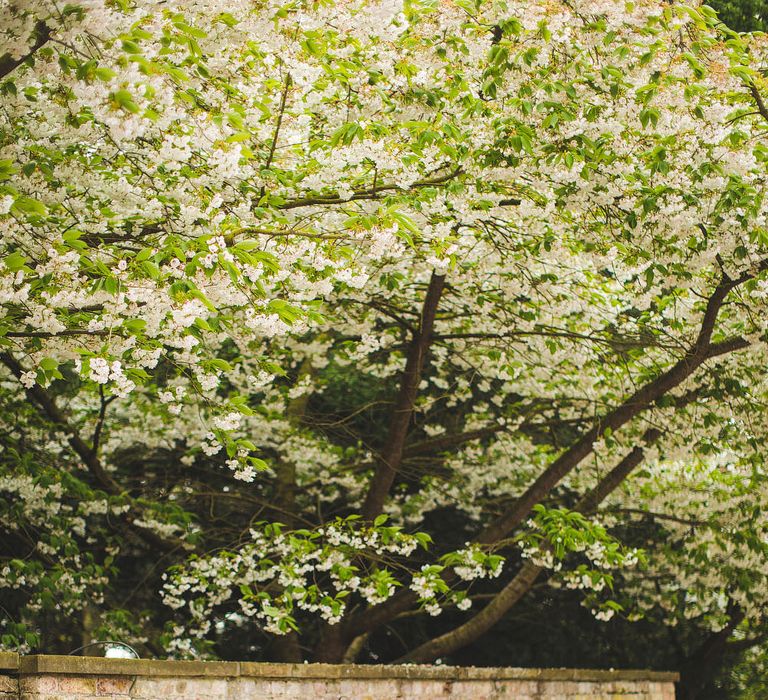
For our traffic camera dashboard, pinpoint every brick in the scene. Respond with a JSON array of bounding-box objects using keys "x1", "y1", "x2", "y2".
[
  {"x1": 95, "y1": 676, "x2": 133, "y2": 695},
  {"x1": 20, "y1": 675, "x2": 58, "y2": 693},
  {"x1": 55, "y1": 676, "x2": 98, "y2": 694},
  {"x1": 0, "y1": 677, "x2": 17, "y2": 694},
  {"x1": 191, "y1": 679, "x2": 229, "y2": 697},
  {"x1": 503, "y1": 680, "x2": 538, "y2": 694},
  {"x1": 130, "y1": 677, "x2": 165, "y2": 697}
]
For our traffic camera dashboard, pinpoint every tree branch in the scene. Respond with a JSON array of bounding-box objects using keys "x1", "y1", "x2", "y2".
[
  {"x1": 91, "y1": 384, "x2": 117, "y2": 456},
  {"x1": 0, "y1": 352, "x2": 187, "y2": 553},
  {"x1": 0, "y1": 352, "x2": 121, "y2": 494},
  {"x1": 476, "y1": 272, "x2": 755, "y2": 546},
  {"x1": 361, "y1": 273, "x2": 446, "y2": 520},
  {"x1": 4, "y1": 329, "x2": 111, "y2": 338},
  {"x1": 263, "y1": 74, "x2": 291, "y2": 175},
  {"x1": 403, "y1": 425, "x2": 505, "y2": 458},
  {"x1": 724, "y1": 633, "x2": 767, "y2": 655},
  {"x1": 748, "y1": 84, "x2": 768, "y2": 126},
  {"x1": 397, "y1": 426, "x2": 667, "y2": 663},
  {"x1": 601, "y1": 507, "x2": 707, "y2": 528},
  {"x1": 397, "y1": 560, "x2": 544, "y2": 663},
  {"x1": 0, "y1": 21, "x2": 51, "y2": 80},
  {"x1": 278, "y1": 168, "x2": 462, "y2": 210}
]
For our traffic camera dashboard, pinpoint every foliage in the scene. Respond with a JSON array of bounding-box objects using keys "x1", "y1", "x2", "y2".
[
  {"x1": 708, "y1": 0, "x2": 768, "y2": 32},
  {"x1": 1, "y1": 0, "x2": 768, "y2": 696}
]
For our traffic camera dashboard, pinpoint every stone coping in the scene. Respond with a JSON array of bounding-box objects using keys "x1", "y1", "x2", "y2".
[
  {"x1": 0, "y1": 653, "x2": 17, "y2": 671},
  {"x1": 0, "y1": 654, "x2": 678, "y2": 682}
]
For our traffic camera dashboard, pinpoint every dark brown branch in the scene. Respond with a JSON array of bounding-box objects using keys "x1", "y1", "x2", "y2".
[
  {"x1": 0, "y1": 21, "x2": 51, "y2": 80},
  {"x1": 263, "y1": 74, "x2": 291, "y2": 175},
  {"x1": 361, "y1": 273, "x2": 446, "y2": 520},
  {"x1": 434, "y1": 328, "x2": 674, "y2": 351},
  {"x1": 4, "y1": 329, "x2": 111, "y2": 338},
  {"x1": 724, "y1": 633, "x2": 767, "y2": 655},
  {"x1": 398, "y1": 560, "x2": 544, "y2": 663},
  {"x1": 748, "y1": 84, "x2": 768, "y2": 126},
  {"x1": 278, "y1": 169, "x2": 462, "y2": 210},
  {"x1": 704, "y1": 335, "x2": 750, "y2": 358},
  {"x1": 90, "y1": 385, "x2": 116, "y2": 456},
  {"x1": 355, "y1": 299, "x2": 418, "y2": 334},
  {"x1": 574, "y1": 429, "x2": 661, "y2": 514},
  {"x1": 0, "y1": 352, "x2": 121, "y2": 494},
  {"x1": 602, "y1": 507, "x2": 707, "y2": 527},
  {"x1": 186, "y1": 491, "x2": 315, "y2": 527}
]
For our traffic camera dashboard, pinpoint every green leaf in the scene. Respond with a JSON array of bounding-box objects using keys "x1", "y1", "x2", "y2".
[
  {"x1": 112, "y1": 89, "x2": 140, "y2": 113},
  {"x1": 209, "y1": 358, "x2": 232, "y2": 372},
  {"x1": 136, "y1": 247, "x2": 154, "y2": 262},
  {"x1": 4, "y1": 250, "x2": 27, "y2": 271},
  {"x1": 95, "y1": 67, "x2": 117, "y2": 81},
  {"x1": 123, "y1": 319, "x2": 147, "y2": 333},
  {"x1": 0, "y1": 159, "x2": 17, "y2": 181},
  {"x1": 39, "y1": 357, "x2": 57, "y2": 371},
  {"x1": 217, "y1": 12, "x2": 239, "y2": 27},
  {"x1": 141, "y1": 260, "x2": 161, "y2": 279},
  {"x1": 121, "y1": 40, "x2": 142, "y2": 54},
  {"x1": 12, "y1": 196, "x2": 47, "y2": 216}
]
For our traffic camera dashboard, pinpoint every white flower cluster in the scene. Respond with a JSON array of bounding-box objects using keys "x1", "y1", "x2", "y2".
[
  {"x1": 451, "y1": 545, "x2": 504, "y2": 581},
  {"x1": 161, "y1": 518, "x2": 425, "y2": 649}
]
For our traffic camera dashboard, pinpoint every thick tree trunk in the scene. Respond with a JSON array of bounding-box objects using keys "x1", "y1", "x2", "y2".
[
  {"x1": 313, "y1": 624, "x2": 348, "y2": 663},
  {"x1": 361, "y1": 273, "x2": 446, "y2": 520},
  {"x1": 342, "y1": 632, "x2": 370, "y2": 663},
  {"x1": 269, "y1": 633, "x2": 303, "y2": 663},
  {"x1": 313, "y1": 274, "x2": 445, "y2": 662},
  {"x1": 677, "y1": 606, "x2": 744, "y2": 700},
  {"x1": 270, "y1": 357, "x2": 314, "y2": 530},
  {"x1": 267, "y1": 360, "x2": 316, "y2": 661}
]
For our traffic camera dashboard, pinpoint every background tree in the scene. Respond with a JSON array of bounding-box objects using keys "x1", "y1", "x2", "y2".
[{"x1": 707, "y1": 0, "x2": 767, "y2": 32}]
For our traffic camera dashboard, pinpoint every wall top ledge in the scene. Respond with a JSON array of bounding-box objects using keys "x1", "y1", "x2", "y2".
[
  {"x1": 0, "y1": 655, "x2": 678, "y2": 682},
  {"x1": 0, "y1": 652, "x2": 18, "y2": 671}
]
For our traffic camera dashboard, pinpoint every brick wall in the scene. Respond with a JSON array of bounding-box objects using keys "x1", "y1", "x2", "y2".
[{"x1": 0, "y1": 653, "x2": 678, "y2": 699}]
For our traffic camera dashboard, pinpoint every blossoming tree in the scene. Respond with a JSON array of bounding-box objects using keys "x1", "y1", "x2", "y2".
[{"x1": 2, "y1": 0, "x2": 768, "y2": 692}]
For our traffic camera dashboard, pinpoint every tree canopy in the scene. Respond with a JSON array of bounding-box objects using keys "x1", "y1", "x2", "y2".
[{"x1": 2, "y1": 0, "x2": 768, "y2": 697}]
